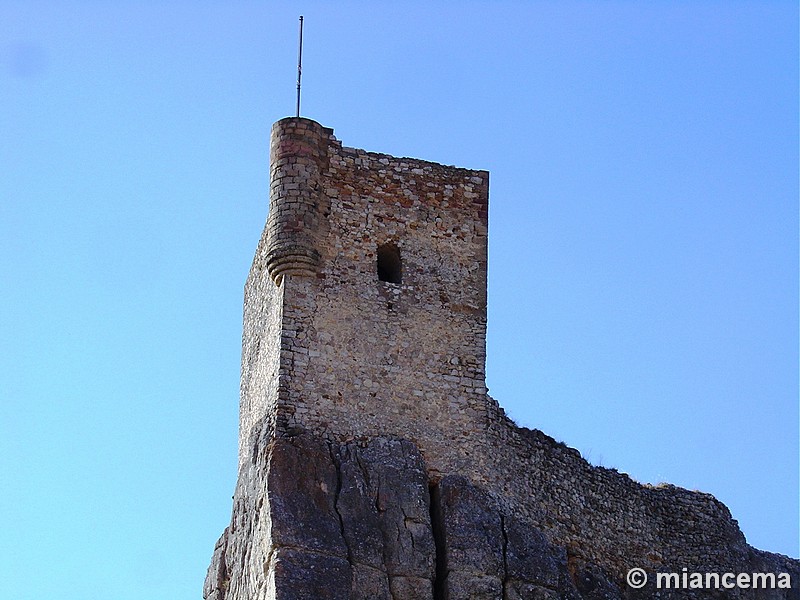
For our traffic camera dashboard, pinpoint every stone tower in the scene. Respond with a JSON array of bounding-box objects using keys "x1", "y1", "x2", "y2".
[
  {"x1": 205, "y1": 118, "x2": 798, "y2": 600},
  {"x1": 239, "y1": 117, "x2": 491, "y2": 478}
]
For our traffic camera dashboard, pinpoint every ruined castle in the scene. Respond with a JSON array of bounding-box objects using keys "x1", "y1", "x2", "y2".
[{"x1": 204, "y1": 117, "x2": 798, "y2": 599}]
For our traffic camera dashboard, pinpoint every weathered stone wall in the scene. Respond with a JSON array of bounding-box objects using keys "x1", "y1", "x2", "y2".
[
  {"x1": 246, "y1": 117, "x2": 490, "y2": 478},
  {"x1": 211, "y1": 117, "x2": 798, "y2": 599},
  {"x1": 237, "y1": 225, "x2": 283, "y2": 465}
]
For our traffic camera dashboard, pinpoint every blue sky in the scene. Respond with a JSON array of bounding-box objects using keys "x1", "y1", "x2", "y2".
[{"x1": 1, "y1": 2, "x2": 797, "y2": 598}]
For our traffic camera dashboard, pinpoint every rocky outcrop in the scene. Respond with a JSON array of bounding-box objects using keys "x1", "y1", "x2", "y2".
[
  {"x1": 204, "y1": 428, "x2": 591, "y2": 600},
  {"x1": 205, "y1": 430, "x2": 436, "y2": 600},
  {"x1": 206, "y1": 427, "x2": 798, "y2": 600}
]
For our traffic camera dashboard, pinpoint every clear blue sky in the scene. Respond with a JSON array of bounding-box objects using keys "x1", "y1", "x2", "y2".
[{"x1": 1, "y1": 2, "x2": 797, "y2": 598}]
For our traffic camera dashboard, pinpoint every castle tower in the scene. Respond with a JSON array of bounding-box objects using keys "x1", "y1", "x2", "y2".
[
  {"x1": 239, "y1": 117, "x2": 491, "y2": 477},
  {"x1": 206, "y1": 118, "x2": 798, "y2": 600}
]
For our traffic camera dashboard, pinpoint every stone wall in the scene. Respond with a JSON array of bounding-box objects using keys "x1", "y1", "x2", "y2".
[
  {"x1": 241, "y1": 117, "x2": 490, "y2": 477},
  {"x1": 211, "y1": 117, "x2": 798, "y2": 599},
  {"x1": 237, "y1": 225, "x2": 283, "y2": 465}
]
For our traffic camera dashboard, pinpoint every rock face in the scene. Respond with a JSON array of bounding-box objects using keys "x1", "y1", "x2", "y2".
[
  {"x1": 203, "y1": 434, "x2": 800, "y2": 600},
  {"x1": 205, "y1": 431, "x2": 616, "y2": 600},
  {"x1": 206, "y1": 118, "x2": 798, "y2": 599},
  {"x1": 205, "y1": 430, "x2": 435, "y2": 600},
  {"x1": 206, "y1": 429, "x2": 798, "y2": 600}
]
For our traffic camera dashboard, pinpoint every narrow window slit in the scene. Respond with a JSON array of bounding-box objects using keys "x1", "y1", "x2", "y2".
[{"x1": 377, "y1": 243, "x2": 402, "y2": 284}]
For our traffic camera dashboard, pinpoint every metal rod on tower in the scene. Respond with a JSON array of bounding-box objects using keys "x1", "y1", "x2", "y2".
[{"x1": 296, "y1": 16, "x2": 304, "y2": 118}]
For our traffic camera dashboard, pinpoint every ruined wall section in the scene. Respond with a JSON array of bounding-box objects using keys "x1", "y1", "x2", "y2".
[
  {"x1": 273, "y1": 118, "x2": 491, "y2": 478},
  {"x1": 477, "y1": 415, "x2": 762, "y2": 583}
]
